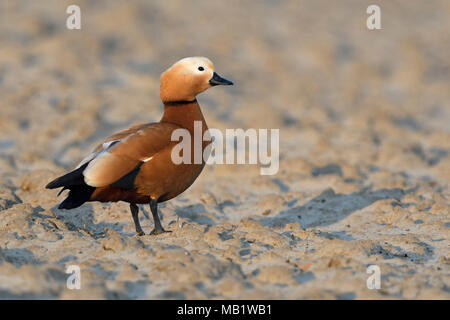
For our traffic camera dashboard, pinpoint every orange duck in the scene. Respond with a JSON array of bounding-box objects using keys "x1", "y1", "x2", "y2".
[{"x1": 46, "y1": 57, "x2": 233, "y2": 236}]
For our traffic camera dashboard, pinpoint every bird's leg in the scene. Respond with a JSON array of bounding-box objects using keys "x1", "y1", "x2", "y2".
[
  {"x1": 130, "y1": 203, "x2": 145, "y2": 236},
  {"x1": 149, "y1": 199, "x2": 170, "y2": 235}
]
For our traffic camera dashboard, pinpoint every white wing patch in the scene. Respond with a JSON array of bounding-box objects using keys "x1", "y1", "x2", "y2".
[
  {"x1": 75, "y1": 139, "x2": 121, "y2": 176},
  {"x1": 83, "y1": 151, "x2": 117, "y2": 187},
  {"x1": 102, "y1": 140, "x2": 119, "y2": 150},
  {"x1": 81, "y1": 137, "x2": 143, "y2": 187},
  {"x1": 76, "y1": 152, "x2": 97, "y2": 169}
]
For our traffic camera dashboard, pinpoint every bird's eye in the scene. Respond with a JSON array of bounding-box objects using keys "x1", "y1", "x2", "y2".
[{"x1": 198, "y1": 66, "x2": 205, "y2": 71}]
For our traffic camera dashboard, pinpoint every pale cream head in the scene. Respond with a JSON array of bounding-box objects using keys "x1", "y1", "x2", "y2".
[{"x1": 160, "y1": 57, "x2": 233, "y2": 103}]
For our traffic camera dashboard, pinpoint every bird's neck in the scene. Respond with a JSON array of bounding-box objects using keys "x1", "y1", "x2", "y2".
[{"x1": 160, "y1": 99, "x2": 208, "y2": 133}]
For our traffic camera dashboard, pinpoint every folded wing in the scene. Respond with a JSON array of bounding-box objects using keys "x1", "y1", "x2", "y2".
[{"x1": 83, "y1": 122, "x2": 180, "y2": 187}]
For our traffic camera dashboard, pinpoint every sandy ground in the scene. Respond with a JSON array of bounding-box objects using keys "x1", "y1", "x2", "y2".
[{"x1": 0, "y1": 0, "x2": 449, "y2": 299}]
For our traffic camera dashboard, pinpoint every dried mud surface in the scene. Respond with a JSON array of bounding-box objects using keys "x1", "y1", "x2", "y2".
[{"x1": 0, "y1": 1, "x2": 449, "y2": 299}]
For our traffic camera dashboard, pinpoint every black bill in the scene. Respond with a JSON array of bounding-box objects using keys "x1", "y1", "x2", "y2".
[{"x1": 209, "y1": 72, "x2": 233, "y2": 86}]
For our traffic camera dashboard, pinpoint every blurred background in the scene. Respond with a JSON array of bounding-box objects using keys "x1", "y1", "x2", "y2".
[
  {"x1": 0, "y1": 0, "x2": 448, "y2": 299},
  {"x1": 1, "y1": 0, "x2": 449, "y2": 171}
]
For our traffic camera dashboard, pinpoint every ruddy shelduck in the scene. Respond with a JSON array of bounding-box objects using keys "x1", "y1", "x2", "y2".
[{"x1": 46, "y1": 57, "x2": 233, "y2": 235}]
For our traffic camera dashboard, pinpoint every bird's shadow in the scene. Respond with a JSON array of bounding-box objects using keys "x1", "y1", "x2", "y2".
[
  {"x1": 174, "y1": 203, "x2": 217, "y2": 226},
  {"x1": 260, "y1": 187, "x2": 416, "y2": 229},
  {"x1": 0, "y1": 248, "x2": 39, "y2": 267},
  {"x1": 51, "y1": 203, "x2": 124, "y2": 238}
]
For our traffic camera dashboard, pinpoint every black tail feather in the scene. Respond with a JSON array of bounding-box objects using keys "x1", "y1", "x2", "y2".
[
  {"x1": 58, "y1": 185, "x2": 95, "y2": 209},
  {"x1": 46, "y1": 163, "x2": 89, "y2": 189},
  {"x1": 46, "y1": 163, "x2": 95, "y2": 210},
  {"x1": 57, "y1": 186, "x2": 68, "y2": 196}
]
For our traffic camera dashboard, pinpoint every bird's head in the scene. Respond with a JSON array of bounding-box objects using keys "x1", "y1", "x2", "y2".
[{"x1": 160, "y1": 57, "x2": 233, "y2": 103}]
